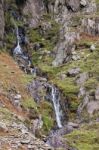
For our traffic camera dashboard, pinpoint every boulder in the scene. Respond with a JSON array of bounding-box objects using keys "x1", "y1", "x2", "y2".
[
  {"x1": 80, "y1": 0, "x2": 87, "y2": 7},
  {"x1": 76, "y1": 72, "x2": 89, "y2": 86},
  {"x1": 87, "y1": 101, "x2": 99, "y2": 116},
  {"x1": 95, "y1": 87, "x2": 99, "y2": 100},
  {"x1": 90, "y1": 44, "x2": 96, "y2": 52},
  {"x1": 66, "y1": 0, "x2": 80, "y2": 12},
  {"x1": 67, "y1": 122, "x2": 79, "y2": 128},
  {"x1": 67, "y1": 68, "x2": 80, "y2": 77},
  {"x1": 0, "y1": 122, "x2": 8, "y2": 132}
]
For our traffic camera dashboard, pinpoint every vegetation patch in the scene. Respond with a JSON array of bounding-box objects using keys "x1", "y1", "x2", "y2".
[{"x1": 65, "y1": 123, "x2": 99, "y2": 150}]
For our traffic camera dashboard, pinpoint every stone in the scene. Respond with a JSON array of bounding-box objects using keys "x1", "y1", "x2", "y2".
[
  {"x1": 66, "y1": 0, "x2": 80, "y2": 12},
  {"x1": 67, "y1": 122, "x2": 79, "y2": 128},
  {"x1": 80, "y1": 0, "x2": 87, "y2": 7},
  {"x1": 87, "y1": 101, "x2": 99, "y2": 116},
  {"x1": 60, "y1": 73, "x2": 66, "y2": 80},
  {"x1": 82, "y1": 18, "x2": 99, "y2": 36},
  {"x1": 72, "y1": 55, "x2": 80, "y2": 61},
  {"x1": 0, "y1": 122, "x2": 8, "y2": 132},
  {"x1": 67, "y1": 68, "x2": 80, "y2": 77},
  {"x1": 21, "y1": 139, "x2": 30, "y2": 144},
  {"x1": 52, "y1": 32, "x2": 79, "y2": 66},
  {"x1": 78, "y1": 86, "x2": 86, "y2": 98},
  {"x1": 14, "y1": 94, "x2": 21, "y2": 100},
  {"x1": 90, "y1": 44, "x2": 96, "y2": 52},
  {"x1": 95, "y1": 87, "x2": 99, "y2": 100},
  {"x1": 76, "y1": 72, "x2": 89, "y2": 86}
]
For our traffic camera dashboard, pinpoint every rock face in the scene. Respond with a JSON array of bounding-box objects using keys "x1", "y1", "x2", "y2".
[
  {"x1": 95, "y1": 87, "x2": 99, "y2": 100},
  {"x1": 82, "y1": 17, "x2": 99, "y2": 36},
  {"x1": 66, "y1": 0, "x2": 80, "y2": 12},
  {"x1": 0, "y1": 0, "x2": 4, "y2": 47},
  {"x1": 22, "y1": 0, "x2": 44, "y2": 28}
]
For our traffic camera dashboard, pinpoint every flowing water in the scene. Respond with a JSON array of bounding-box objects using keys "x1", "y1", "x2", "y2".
[
  {"x1": 50, "y1": 85, "x2": 62, "y2": 128},
  {"x1": 13, "y1": 24, "x2": 37, "y2": 76},
  {"x1": 13, "y1": 26, "x2": 23, "y2": 55}
]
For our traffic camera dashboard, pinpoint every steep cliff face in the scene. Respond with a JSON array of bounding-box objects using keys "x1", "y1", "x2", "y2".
[
  {"x1": 22, "y1": 0, "x2": 45, "y2": 28},
  {"x1": 0, "y1": 0, "x2": 4, "y2": 47}
]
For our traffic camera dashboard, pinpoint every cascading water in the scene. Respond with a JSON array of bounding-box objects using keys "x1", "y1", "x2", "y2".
[
  {"x1": 13, "y1": 26, "x2": 23, "y2": 55},
  {"x1": 12, "y1": 22, "x2": 37, "y2": 76},
  {"x1": 50, "y1": 85, "x2": 62, "y2": 128}
]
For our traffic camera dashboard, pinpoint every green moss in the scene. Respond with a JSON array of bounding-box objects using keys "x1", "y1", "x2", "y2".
[
  {"x1": 65, "y1": 123, "x2": 99, "y2": 150},
  {"x1": 21, "y1": 74, "x2": 33, "y2": 84},
  {"x1": 0, "y1": 108, "x2": 12, "y2": 121},
  {"x1": 42, "y1": 115, "x2": 54, "y2": 133},
  {"x1": 21, "y1": 98, "x2": 37, "y2": 109},
  {"x1": 39, "y1": 101, "x2": 54, "y2": 134},
  {"x1": 84, "y1": 78, "x2": 97, "y2": 90}
]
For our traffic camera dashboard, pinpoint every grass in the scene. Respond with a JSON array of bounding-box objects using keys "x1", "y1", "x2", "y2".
[
  {"x1": 39, "y1": 101, "x2": 54, "y2": 134},
  {"x1": 65, "y1": 123, "x2": 99, "y2": 150}
]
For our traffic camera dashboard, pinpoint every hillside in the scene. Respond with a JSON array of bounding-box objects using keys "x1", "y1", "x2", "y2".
[{"x1": 0, "y1": 0, "x2": 99, "y2": 150}]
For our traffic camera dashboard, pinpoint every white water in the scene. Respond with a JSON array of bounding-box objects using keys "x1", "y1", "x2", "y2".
[
  {"x1": 13, "y1": 27, "x2": 22, "y2": 55},
  {"x1": 51, "y1": 86, "x2": 62, "y2": 128}
]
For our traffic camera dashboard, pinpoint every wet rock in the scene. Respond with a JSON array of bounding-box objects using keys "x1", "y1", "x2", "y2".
[
  {"x1": 67, "y1": 68, "x2": 80, "y2": 77},
  {"x1": 47, "y1": 135, "x2": 68, "y2": 149},
  {"x1": 95, "y1": 86, "x2": 99, "y2": 100}
]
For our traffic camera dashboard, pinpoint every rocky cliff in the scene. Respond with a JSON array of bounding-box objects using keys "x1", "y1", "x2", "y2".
[{"x1": 0, "y1": 0, "x2": 99, "y2": 150}]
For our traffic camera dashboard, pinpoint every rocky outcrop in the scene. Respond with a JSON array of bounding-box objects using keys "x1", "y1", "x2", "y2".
[
  {"x1": 66, "y1": 0, "x2": 80, "y2": 12},
  {"x1": 82, "y1": 17, "x2": 99, "y2": 36},
  {"x1": 0, "y1": 0, "x2": 4, "y2": 47},
  {"x1": 0, "y1": 120, "x2": 53, "y2": 150},
  {"x1": 22, "y1": 0, "x2": 44, "y2": 28}
]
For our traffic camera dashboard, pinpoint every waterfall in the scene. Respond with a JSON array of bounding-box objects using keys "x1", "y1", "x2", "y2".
[
  {"x1": 13, "y1": 26, "x2": 22, "y2": 55},
  {"x1": 12, "y1": 20, "x2": 37, "y2": 75},
  {"x1": 50, "y1": 85, "x2": 62, "y2": 128}
]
